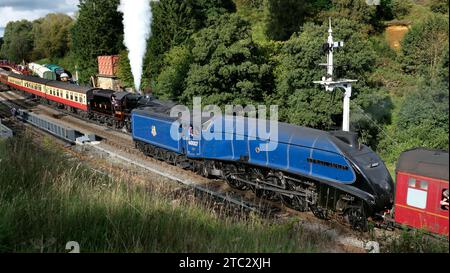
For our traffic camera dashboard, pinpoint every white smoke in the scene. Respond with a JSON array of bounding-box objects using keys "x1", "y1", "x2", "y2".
[{"x1": 118, "y1": 0, "x2": 153, "y2": 94}]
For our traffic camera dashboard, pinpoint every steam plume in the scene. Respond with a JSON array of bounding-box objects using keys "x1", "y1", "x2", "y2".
[{"x1": 118, "y1": 0, "x2": 152, "y2": 94}]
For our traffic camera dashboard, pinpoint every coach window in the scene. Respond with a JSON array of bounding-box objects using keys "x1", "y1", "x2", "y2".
[
  {"x1": 75, "y1": 96, "x2": 78, "y2": 102},
  {"x1": 70, "y1": 94, "x2": 73, "y2": 101},
  {"x1": 408, "y1": 178, "x2": 416, "y2": 188},
  {"x1": 407, "y1": 177, "x2": 427, "y2": 209},
  {"x1": 441, "y1": 189, "x2": 449, "y2": 211},
  {"x1": 420, "y1": 181, "x2": 428, "y2": 190}
]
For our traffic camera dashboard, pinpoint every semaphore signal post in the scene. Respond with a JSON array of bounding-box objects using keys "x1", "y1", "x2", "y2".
[{"x1": 314, "y1": 18, "x2": 357, "y2": 132}]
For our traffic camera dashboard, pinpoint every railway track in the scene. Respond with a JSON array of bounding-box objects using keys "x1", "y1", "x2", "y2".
[{"x1": 1, "y1": 89, "x2": 403, "y2": 252}]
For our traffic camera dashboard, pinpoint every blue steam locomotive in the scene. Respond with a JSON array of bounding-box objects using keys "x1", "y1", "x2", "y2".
[{"x1": 132, "y1": 104, "x2": 394, "y2": 230}]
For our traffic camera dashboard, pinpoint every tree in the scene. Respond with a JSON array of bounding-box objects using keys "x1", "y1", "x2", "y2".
[
  {"x1": 0, "y1": 20, "x2": 34, "y2": 63},
  {"x1": 0, "y1": 38, "x2": 3, "y2": 55},
  {"x1": 378, "y1": 83, "x2": 449, "y2": 164},
  {"x1": 145, "y1": 0, "x2": 235, "y2": 82},
  {"x1": 273, "y1": 19, "x2": 377, "y2": 129},
  {"x1": 32, "y1": 13, "x2": 73, "y2": 61},
  {"x1": 154, "y1": 45, "x2": 192, "y2": 100},
  {"x1": 264, "y1": 0, "x2": 331, "y2": 41},
  {"x1": 145, "y1": 0, "x2": 198, "y2": 82},
  {"x1": 71, "y1": 0, "x2": 124, "y2": 84},
  {"x1": 397, "y1": 84, "x2": 448, "y2": 132},
  {"x1": 117, "y1": 50, "x2": 134, "y2": 89},
  {"x1": 323, "y1": 0, "x2": 401, "y2": 32},
  {"x1": 234, "y1": 0, "x2": 264, "y2": 9},
  {"x1": 401, "y1": 15, "x2": 449, "y2": 81},
  {"x1": 182, "y1": 14, "x2": 273, "y2": 106}
]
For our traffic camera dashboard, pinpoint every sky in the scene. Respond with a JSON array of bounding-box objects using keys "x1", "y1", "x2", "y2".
[{"x1": 0, "y1": 0, "x2": 79, "y2": 37}]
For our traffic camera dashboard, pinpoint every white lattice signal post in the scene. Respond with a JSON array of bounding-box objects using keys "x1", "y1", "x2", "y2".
[{"x1": 314, "y1": 19, "x2": 357, "y2": 132}]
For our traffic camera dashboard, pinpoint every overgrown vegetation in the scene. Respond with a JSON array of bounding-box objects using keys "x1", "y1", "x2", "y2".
[
  {"x1": 0, "y1": 136, "x2": 336, "y2": 253},
  {"x1": 0, "y1": 0, "x2": 448, "y2": 170},
  {"x1": 382, "y1": 228, "x2": 449, "y2": 253}
]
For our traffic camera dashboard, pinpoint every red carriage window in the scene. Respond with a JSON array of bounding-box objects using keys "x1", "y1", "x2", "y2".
[
  {"x1": 441, "y1": 189, "x2": 449, "y2": 211},
  {"x1": 408, "y1": 178, "x2": 416, "y2": 188},
  {"x1": 420, "y1": 181, "x2": 428, "y2": 190},
  {"x1": 407, "y1": 177, "x2": 427, "y2": 209}
]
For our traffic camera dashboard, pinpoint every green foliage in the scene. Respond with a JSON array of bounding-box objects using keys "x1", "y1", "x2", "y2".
[
  {"x1": 264, "y1": 0, "x2": 310, "y2": 41},
  {"x1": 373, "y1": 0, "x2": 413, "y2": 21},
  {"x1": 32, "y1": 13, "x2": 74, "y2": 61},
  {"x1": 0, "y1": 20, "x2": 34, "y2": 63},
  {"x1": 146, "y1": 0, "x2": 198, "y2": 82},
  {"x1": 117, "y1": 50, "x2": 134, "y2": 89},
  {"x1": 401, "y1": 15, "x2": 449, "y2": 81},
  {"x1": 0, "y1": 137, "x2": 336, "y2": 253},
  {"x1": 154, "y1": 45, "x2": 192, "y2": 100},
  {"x1": 429, "y1": 0, "x2": 449, "y2": 14},
  {"x1": 273, "y1": 19, "x2": 378, "y2": 129},
  {"x1": 378, "y1": 83, "x2": 449, "y2": 164},
  {"x1": 383, "y1": 228, "x2": 449, "y2": 253},
  {"x1": 234, "y1": 0, "x2": 264, "y2": 9},
  {"x1": 389, "y1": 0, "x2": 413, "y2": 19},
  {"x1": 70, "y1": 0, "x2": 124, "y2": 84},
  {"x1": 324, "y1": 0, "x2": 403, "y2": 32},
  {"x1": 330, "y1": 0, "x2": 378, "y2": 29},
  {"x1": 182, "y1": 14, "x2": 273, "y2": 106},
  {"x1": 284, "y1": 89, "x2": 342, "y2": 129},
  {"x1": 264, "y1": 0, "x2": 331, "y2": 41},
  {"x1": 397, "y1": 84, "x2": 449, "y2": 131},
  {"x1": 352, "y1": 88, "x2": 393, "y2": 148},
  {"x1": 145, "y1": 0, "x2": 236, "y2": 82}
]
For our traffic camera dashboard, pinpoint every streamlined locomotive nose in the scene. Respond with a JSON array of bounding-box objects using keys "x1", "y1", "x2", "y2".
[{"x1": 363, "y1": 161, "x2": 395, "y2": 210}]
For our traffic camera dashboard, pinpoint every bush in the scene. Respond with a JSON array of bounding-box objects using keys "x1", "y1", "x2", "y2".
[{"x1": 429, "y1": 0, "x2": 449, "y2": 14}]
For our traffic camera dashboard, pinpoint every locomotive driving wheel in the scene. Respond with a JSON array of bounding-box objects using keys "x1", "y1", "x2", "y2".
[
  {"x1": 224, "y1": 165, "x2": 248, "y2": 191},
  {"x1": 344, "y1": 205, "x2": 368, "y2": 232},
  {"x1": 252, "y1": 169, "x2": 279, "y2": 201},
  {"x1": 281, "y1": 179, "x2": 308, "y2": 212}
]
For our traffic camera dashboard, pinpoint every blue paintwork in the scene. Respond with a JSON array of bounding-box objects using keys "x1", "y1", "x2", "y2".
[
  {"x1": 199, "y1": 116, "x2": 355, "y2": 184},
  {"x1": 132, "y1": 111, "x2": 183, "y2": 154},
  {"x1": 131, "y1": 112, "x2": 356, "y2": 185}
]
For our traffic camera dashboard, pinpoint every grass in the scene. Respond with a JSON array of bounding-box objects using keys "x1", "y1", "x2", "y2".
[
  {"x1": 0, "y1": 135, "x2": 334, "y2": 253},
  {"x1": 381, "y1": 228, "x2": 449, "y2": 253}
]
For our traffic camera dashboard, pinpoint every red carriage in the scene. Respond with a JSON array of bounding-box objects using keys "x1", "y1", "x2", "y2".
[{"x1": 394, "y1": 149, "x2": 449, "y2": 236}]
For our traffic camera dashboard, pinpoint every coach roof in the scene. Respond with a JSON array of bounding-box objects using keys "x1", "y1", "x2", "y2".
[
  {"x1": 10, "y1": 73, "x2": 51, "y2": 85},
  {"x1": 397, "y1": 148, "x2": 449, "y2": 181},
  {"x1": 46, "y1": 80, "x2": 93, "y2": 94}
]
